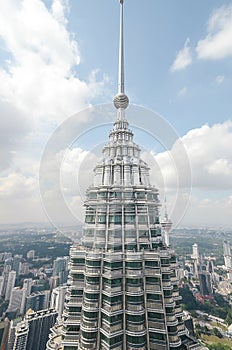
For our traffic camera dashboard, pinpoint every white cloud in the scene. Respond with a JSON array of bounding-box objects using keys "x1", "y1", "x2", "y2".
[
  {"x1": 150, "y1": 121, "x2": 232, "y2": 226},
  {"x1": 0, "y1": 173, "x2": 37, "y2": 199},
  {"x1": 0, "y1": 0, "x2": 107, "y2": 173},
  {"x1": 216, "y1": 75, "x2": 225, "y2": 84},
  {"x1": 2, "y1": 120, "x2": 232, "y2": 226},
  {"x1": 0, "y1": 0, "x2": 105, "y2": 123},
  {"x1": 154, "y1": 121, "x2": 232, "y2": 190},
  {"x1": 0, "y1": 0, "x2": 108, "y2": 224},
  {"x1": 0, "y1": 100, "x2": 30, "y2": 170},
  {"x1": 170, "y1": 38, "x2": 192, "y2": 72},
  {"x1": 196, "y1": 5, "x2": 232, "y2": 60}
]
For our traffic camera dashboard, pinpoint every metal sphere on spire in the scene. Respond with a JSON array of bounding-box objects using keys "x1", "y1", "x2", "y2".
[
  {"x1": 113, "y1": 93, "x2": 129, "y2": 109},
  {"x1": 114, "y1": 0, "x2": 129, "y2": 110}
]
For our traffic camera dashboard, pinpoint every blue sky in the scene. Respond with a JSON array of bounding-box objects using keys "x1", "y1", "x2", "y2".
[
  {"x1": 0, "y1": 0, "x2": 232, "y2": 228},
  {"x1": 66, "y1": 0, "x2": 232, "y2": 134}
]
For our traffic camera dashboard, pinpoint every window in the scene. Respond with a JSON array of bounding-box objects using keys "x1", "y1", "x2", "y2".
[
  {"x1": 126, "y1": 295, "x2": 143, "y2": 303},
  {"x1": 150, "y1": 229, "x2": 161, "y2": 238},
  {"x1": 85, "y1": 215, "x2": 95, "y2": 224},
  {"x1": 103, "y1": 277, "x2": 122, "y2": 286},
  {"x1": 125, "y1": 214, "x2": 135, "y2": 224},
  {"x1": 85, "y1": 293, "x2": 99, "y2": 300},
  {"x1": 98, "y1": 191, "x2": 107, "y2": 199},
  {"x1": 145, "y1": 260, "x2": 159, "y2": 268},
  {"x1": 83, "y1": 311, "x2": 98, "y2": 319},
  {"x1": 127, "y1": 313, "x2": 145, "y2": 323},
  {"x1": 147, "y1": 293, "x2": 162, "y2": 301},
  {"x1": 125, "y1": 243, "x2": 136, "y2": 251},
  {"x1": 148, "y1": 312, "x2": 164, "y2": 320},
  {"x1": 146, "y1": 276, "x2": 160, "y2": 284},
  {"x1": 86, "y1": 260, "x2": 101, "y2": 267},
  {"x1": 81, "y1": 330, "x2": 97, "y2": 339},
  {"x1": 161, "y1": 259, "x2": 170, "y2": 266},
  {"x1": 124, "y1": 192, "x2": 134, "y2": 199},
  {"x1": 150, "y1": 332, "x2": 165, "y2": 341},
  {"x1": 138, "y1": 215, "x2": 147, "y2": 224},
  {"x1": 97, "y1": 214, "x2": 106, "y2": 224},
  {"x1": 110, "y1": 192, "x2": 122, "y2": 199},
  {"x1": 127, "y1": 334, "x2": 146, "y2": 345},
  {"x1": 126, "y1": 261, "x2": 142, "y2": 269},
  {"x1": 86, "y1": 276, "x2": 100, "y2": 284},
  {"x1": 89, "y1": 192, "x2": 97, "y2": 199},
  {"x1": 104, "y1": 260, "x2": 122, "y2": 269},
  {"x1": 109, "y1": 214, "x2": 122, "y2": 224},
  {"x1": 136, "y1": 192, "x2": 146, "y2": 199},
  {"x1": 102, "y1": 294, "x2": 122, "y2": 304},
  {"x1": 137, "y1": 204, "x2": 147, "y2": 213}
]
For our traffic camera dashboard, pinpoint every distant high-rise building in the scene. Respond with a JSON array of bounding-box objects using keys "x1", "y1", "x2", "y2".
[
  {"x1": 7, "y1": 309, "x2": 57, "y2": 350},
  {"x1": 47, "y1": 1, "x2": 206, "y2": 349},
  {"x1": 13, "y1": 256, "x2": 22, "y2": 277},
  {"x1": 7, "y1": 287, "x2": 26, "y2": 315},
  {"x1": 25, "y1": 309, "x2": 57, "y2": 350},
  {"x1": 4, "y1": 258, "x2": 13, "y2": 272},
  {"x1": 26, "y1": 251, "x2": 35, "y2": 260},
  {"x1": 227, "y1": 270, "x2": 232, "y2": 282},
  {"x1": 0, "y1": 318, "x2": 10, "y2": 350},
  {"x1": 5, "y1": 270, "x2": 16, "y2": 301},
  {"x1": 199, "y1": 272, "x2": 213, "y2": 297},
  {"x1": 9, "y1": 320, "x2": 28, "y2": 350},
  {"x1": 3, "y1": 252, "x2": 12, "y2": 260},
  {"x1": 223, "y1": 240, "x2": 232, "y2": 269},
  {"x1": 0, "y1": 276, "x2": 4, "y2": 296},
  {"x1": 19, "y1": 263, "x2": 30, "y2": 276},
  {"x1": 23, "y1": 279, "x2": 33, "y2": 297},
  {"x1": 25, "y1": 291, "x2": 50, "y2": 313},
  {"x1": 206, "y1": 259, "x2": 215, "y2": 282},
  {"x1": 191, "y1": 243, "x2": 199, "y2": 262},
  {"x1": 50, "y1": 286, "x2": 67, "y2": 318},
  {"x1": 49, "y1": 276, "x2": 60, "y2": 290},
  {"x1": 1, "y1": 271, "x2": 9, "y2": 298},
  {"x1": 52, "y1": 257, "x2": 69, "y2": 285}
]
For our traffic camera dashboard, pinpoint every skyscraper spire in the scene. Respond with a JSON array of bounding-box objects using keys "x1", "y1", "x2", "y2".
[
  {"x1": 118, "y1": 0, "x2": 125, "y2": 95},
  {"x1": 113, "y1": 0, "x2": 129, "y2": 110},
  {"x1": 164, "y1": 196, "x2": 168, "y2": 218},
  {"x1": 161, "y1": 196, "x2": 172, "y2": 247}
]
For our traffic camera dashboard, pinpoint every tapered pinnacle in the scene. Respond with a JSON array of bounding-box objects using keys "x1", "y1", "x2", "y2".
[{"x1": 114, "y1": 0, "x2": 129, "y2": 110}]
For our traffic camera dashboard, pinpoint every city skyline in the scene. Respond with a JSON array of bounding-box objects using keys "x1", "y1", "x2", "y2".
[{"x1": 0, "y1": 0, "x2": 232, "y2": 227}]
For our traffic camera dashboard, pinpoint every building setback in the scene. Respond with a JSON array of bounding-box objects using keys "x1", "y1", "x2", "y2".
[{"x1": 47, "y1": 1, "x2": 207, "y2": 349}]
